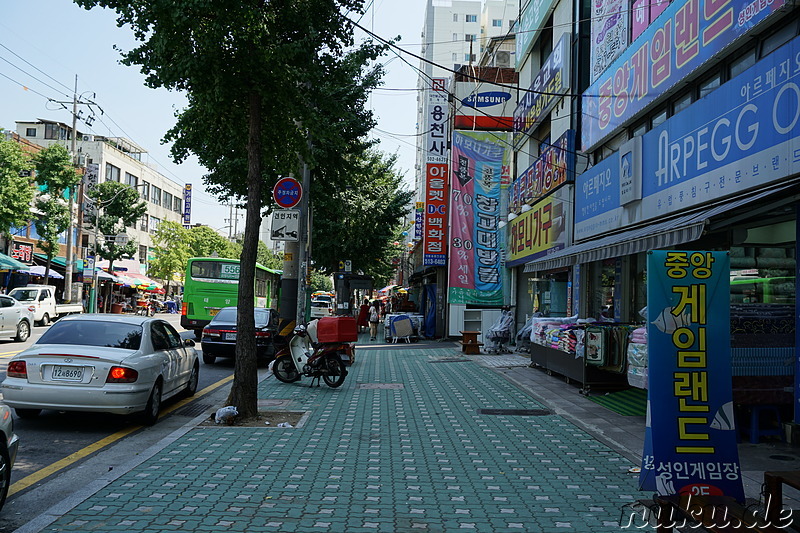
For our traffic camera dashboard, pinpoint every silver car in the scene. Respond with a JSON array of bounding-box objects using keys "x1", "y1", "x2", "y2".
[
  {"x1": 0, "y1": 294, "x2": 35, "y2": 343},
  {"x1": 1, "y1": 315, "x2": 199, "y2": 426},
  {"x1": 0, "y1": 403, "x2": 19, "y2": 511}
]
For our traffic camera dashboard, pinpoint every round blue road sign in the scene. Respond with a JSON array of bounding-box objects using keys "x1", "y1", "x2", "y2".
[{"x1": 273, "y1": 177, "x2": 302, "y2": 208}]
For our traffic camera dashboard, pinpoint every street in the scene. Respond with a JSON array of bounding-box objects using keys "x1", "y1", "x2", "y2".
[{"x1": 0, "y1": 313, "x2": 239, "y2": 533}]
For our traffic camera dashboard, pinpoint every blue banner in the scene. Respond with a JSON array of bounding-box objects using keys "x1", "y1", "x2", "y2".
[{"x1": 641, "y1": 250, "x2": 743, "y2": 502}]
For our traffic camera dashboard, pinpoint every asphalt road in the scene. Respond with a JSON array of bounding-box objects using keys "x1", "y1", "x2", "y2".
[{"x1": 0, "y1": 312, "x2": 242, "y2": 532}]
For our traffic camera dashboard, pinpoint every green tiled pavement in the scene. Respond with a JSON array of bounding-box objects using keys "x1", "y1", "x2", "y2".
[{"x1": 45, "y1": 345, "x2": 640, "y2": 532}]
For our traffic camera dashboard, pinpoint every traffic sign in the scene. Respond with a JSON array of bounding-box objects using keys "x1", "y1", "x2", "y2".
[
  {"x1": 270, "y1": 209, "x2": 300, "y2": 241},
  {"x1": 273, "y1": 177, "x2": 302, "y2": 209}
]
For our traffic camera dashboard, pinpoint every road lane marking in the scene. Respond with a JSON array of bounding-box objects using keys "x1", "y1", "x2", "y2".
[{"x1": 8, "y1": 374, "x2": 234, "y2": 496}]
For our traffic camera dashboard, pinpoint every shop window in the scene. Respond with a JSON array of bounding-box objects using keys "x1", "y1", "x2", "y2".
[
  {"x1": 588, "y1": 259, "x2": 616, "y2": 320},
  {"x1": 730, "y1": 245, "x2": 796, "y2": 306},
  {"x1": 526, "y1": 271, "x2": 569, "y2": 317},
  {"x1": 631, "y1": 253, "x2": 648, "y2": 323}
]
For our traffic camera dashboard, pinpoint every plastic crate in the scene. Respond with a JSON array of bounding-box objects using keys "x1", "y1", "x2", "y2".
[{"x1": 317, "y1": 316, "x2": 358, "y2": 343}]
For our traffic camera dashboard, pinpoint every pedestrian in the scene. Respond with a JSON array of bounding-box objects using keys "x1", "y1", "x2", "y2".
[
  {"x1": 368, "y1": 299, "x2": 381, "y2": 341},
  {"x1": 356, "y1": 298, "x2": 369, "y2": 332}
]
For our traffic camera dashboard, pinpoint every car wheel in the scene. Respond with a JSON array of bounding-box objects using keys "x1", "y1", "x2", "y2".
[
  {"x1": 202, "y1": 352, "x2": 216, "y2": 365},
  {"x1": 15, "y1": 408, "x2": 41, "y2": 419},
  {"x1": 184, "y1": 361, "x2": 199, "y2": 397},
  {"x1": 38, "y1": 313, "x2": 50, "y2": 327},
  {"x1": 15, "y1": 320, "x2": 30, "y2": 342},
  {"x1": 0, "y1": 442, "x2": 10, "y2": 512},
  {"x1": 140, "y1": 381, "x2": 162, "y2": 426}
]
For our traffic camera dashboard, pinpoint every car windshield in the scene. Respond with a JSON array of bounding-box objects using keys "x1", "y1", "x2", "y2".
[
  {"x1": 9, "y1": 289, "x2": 37, "y2": 302},
  {"x1": 311, "y1": 301, "x2": 329, "y2": 308},
  {"x1": 38, "y1": 320, "x2": 143, "y2": 350},
  {"x1": 210, "y1": 308, "x2": 272, "y2": 327},
  {"x1": 313, "y1": 296, "x2": 331, "y2": 304}
]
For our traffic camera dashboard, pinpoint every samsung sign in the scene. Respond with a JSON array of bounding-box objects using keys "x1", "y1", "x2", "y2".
[{"x1": 462, "y1": 92, "x2": 511, "y2": 108}]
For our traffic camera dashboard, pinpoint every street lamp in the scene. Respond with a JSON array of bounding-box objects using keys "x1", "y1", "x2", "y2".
[{"x1": 87, "y1": 183, "x2": 145, "y2": 313}]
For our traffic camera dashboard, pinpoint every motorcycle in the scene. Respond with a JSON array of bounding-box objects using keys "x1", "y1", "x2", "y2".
[{"x1": 272, "y1": 320, "x2": 350, "y2": 388}]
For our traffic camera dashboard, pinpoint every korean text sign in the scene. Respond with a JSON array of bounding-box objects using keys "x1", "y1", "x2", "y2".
[
  {"x1": 641, "y1": 250, "x2": 743, "y2": 501},
  {"x1": 448, "y1": 132, "x2": 506, "y2": 305},
  {"x1": 424, "y1": 162, "x2": 449, "y2": 266},
  {"x1": 506, "y1": 190, "x2": 568, "y2": 267},
  {"x1": 582, "y1": 0, "x2": 786, "y2": 151},
  {"x1": 510, "y1": 130, "x2": 575, "y2": 213},
  {"x1": 426, "y1": 78, "x2": 449, "y2": 164}
]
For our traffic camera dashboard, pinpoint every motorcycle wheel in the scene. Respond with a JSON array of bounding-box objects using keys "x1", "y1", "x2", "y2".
[
  {"x1": 273, "y1": 356, "x2": 300, "y2": 383},
  {"x1": 322, "y1": 354, "x2": 347, "y2": 388}
]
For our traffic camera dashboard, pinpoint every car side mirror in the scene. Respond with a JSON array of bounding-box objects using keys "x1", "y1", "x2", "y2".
[{"x1": 184, "y1": 338, "x2": 196, "y2": 347}]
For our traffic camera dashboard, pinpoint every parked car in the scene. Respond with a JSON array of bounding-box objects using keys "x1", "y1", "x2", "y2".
[
  {"x1": 201, "y1": 307, "x2": 278, "y2": 364},
  {"x1": 309, "y1": 294, "x2": 333, "y2": 319},
  {"x1": 0, "y1": 403, "x2": 20, "y2": 511},
  {"x1": 0, "y1": 295, "x2": 35, "y2": 342},
  {"x1": 8, "y1": 285, "x2": 83, "y2": 326},
  {"x1": 0, "y1": 314, "x2": 199, "y2": 426}
]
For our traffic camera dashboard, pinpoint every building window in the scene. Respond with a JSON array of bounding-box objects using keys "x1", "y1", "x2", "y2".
[
  {"x1": 105, "y1": 163, "x2": 121, "y2": 182},
  {"x1": 139, "y1": 245, "x2": 147, "y2": 264},
  {"x1": 699, "y1": 72, "x2": 721, "y2": 99},
  {"x1": 465, "y1": 34, "x2": 476, "y2": 42},
  {"x1": 452, "y1": 53, "x2": 459, "y2": 61},
  {"x1": 149, "y1": 216, "x2": 161, "y2": 234},
  {"x1": 466, "y1": 14, "x2": 477, "y2": 22},
  {"x1": 25, "y1": 128, "x2": 36, "y2": 137},
  {"x1": 151, "y1": 186, "x2": 162, "y2": 206},
  {"x1": 730, "y1": 48, "x2": 756, "y2": 79},
  {"x1": 140, "y1": 214, "x2": 149, "y2": 232},
  {"x1": 173, "y1": 197, "x2": 181, "y2": 213},
  {"x1": 124, "y1": 172, "x2": 138, "y2": 187},
  {"x1": 44, "y1": 123, "x2": 59, "y2": 140},
  {"x1": 464, "y1": 53, "x2": 476, "y2": 62},
  {"x1": 672, "y1": 90, "x2": 693, "y2": 115},
  {"x1": 492, "y1": 19, "x2": 502, "y2": 27},
  {"x1": 762, "y1": 21, "x2": 797, "y2": 58},
  {"x1": 453, "y1": 33, "x2": 458, "y2": 41},
  {"x1": 651, "y1": 107, "x2": 668, "y2": 128},
  {"x1": 163, "y1": 192, "x2": 173, "y2": 211},
  {"x1": 453, "y1": 13, "x2": 458, "y2": 22}
]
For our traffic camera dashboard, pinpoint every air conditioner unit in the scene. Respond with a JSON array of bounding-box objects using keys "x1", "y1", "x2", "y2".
[
  {"x1": 495, "y1": 51, "x2": 511, "y2": 68},
  {"x1": 82, "y1": 135, "x2": 94, "y2": 141}
]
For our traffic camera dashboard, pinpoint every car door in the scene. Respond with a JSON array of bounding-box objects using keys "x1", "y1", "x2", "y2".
[
  {"x1": 150, "y1": 322, "x2": 180, "y2": 394},
  {"x1": 163, "y1": 322, "x2": 192, "y2": 385},
  {"x1": 0, "y1": 296, "x2": 10, "y2": 335}
]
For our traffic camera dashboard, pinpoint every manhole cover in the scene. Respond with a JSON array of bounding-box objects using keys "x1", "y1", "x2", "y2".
[
  {"x1": 430, "y1": 358, "x2": 471, "y2": 363},
  {"x1": 258, "y1": 399, "x2": 292, "y2": 408},
  {"x1": 477, "y1": 408, "x2": 553, "y2": 416},
  {"x1": 769, "y1": 454, "x2": 797, "y2": 461},
  {"x1": 175, "y1": 403, "x2": 213, "y2": 417},
  {"x1": 356, "y1": 383, "x2": 404, "y2": 390}
]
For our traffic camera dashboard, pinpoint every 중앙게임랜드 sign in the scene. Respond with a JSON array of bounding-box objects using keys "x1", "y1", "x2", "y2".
[{"x1": 640, "y1": 250, "x2": 743, "y2": 502}]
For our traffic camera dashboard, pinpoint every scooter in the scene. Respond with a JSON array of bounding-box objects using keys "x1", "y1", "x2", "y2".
[{"x1": 272, "y1": 320, "x2": 349, "y2": 388}]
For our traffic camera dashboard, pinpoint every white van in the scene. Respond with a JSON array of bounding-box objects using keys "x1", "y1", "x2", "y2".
[{"x1": 8, "y1": 285, "x2": 84, "y2": 326}]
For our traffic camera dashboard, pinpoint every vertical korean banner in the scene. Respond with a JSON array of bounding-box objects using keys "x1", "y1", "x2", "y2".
[
  {"x1": 414, "y1": 202, "x2": 424, "y2": 242},
  {"x1": 640, "y1": 250, "x2": 743, "y2": 502},
  {"x1": 183, "y1": 184, "x2": 193, "y2": 225},
  {"x1": 448, "y1": 131, "x2": 506, "y2": 304},
  {"x1": 423, "y1": 78, "x2": 450, "y2": 266}
]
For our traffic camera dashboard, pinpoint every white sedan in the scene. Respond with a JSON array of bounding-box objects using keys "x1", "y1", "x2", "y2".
[
  {"x1": 1, "y1": 314, "x2": 199, "y2": 426},
  {"x1": 0, "y1": 294, "x2": 35, "y2": 343},
  {"x1": 0, "y1": 403, "x2": 20, "y2": 511}
]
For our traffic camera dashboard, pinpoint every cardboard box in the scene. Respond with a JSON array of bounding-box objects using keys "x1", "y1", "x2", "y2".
[{"x1": 317, "y1": 316, "x2": 358, "y2": 343}]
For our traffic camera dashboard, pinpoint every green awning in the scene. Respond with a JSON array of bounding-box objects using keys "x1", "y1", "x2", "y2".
[
  {"x1": 0, "y1": 252, "x2": 28, "y2": 270},
  {"x1": 33, "y1": 254, "x2": 84, "y2": 270}
]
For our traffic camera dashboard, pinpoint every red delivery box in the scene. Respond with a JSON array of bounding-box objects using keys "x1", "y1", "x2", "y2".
[{"x1": 317, "y1": 316, "x2": 358, "y2": 343}]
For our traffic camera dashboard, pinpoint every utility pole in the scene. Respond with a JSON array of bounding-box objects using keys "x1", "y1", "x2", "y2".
[
  {"x1": 64, "y1": 75, "x2": 78, "y2": 303},
  {"x1": 297, "y1": 149, "x2": 311, "y2": 326}
]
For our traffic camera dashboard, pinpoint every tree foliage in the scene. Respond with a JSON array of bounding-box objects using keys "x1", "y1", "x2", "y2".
[
  {"x1": 32, "y1": 144, "x2": 81, "y2": 281},
  {"x1": 0, "y1": 136, "x2": 35, "y2": 250},
  {"x1": 186, "y1": 225, "x2": 239, "y2": 259},
  {"x1": 256, "y1": 240, "x2": 282, "y2": 271},
  {"x1": 149, "y1": 220, "x2": 191, "y2": 292},
  {"x1": 87, "y1": 181, "x2": 147, "y2": 272},
  {"x1": 312, "y1": 150, "x2": 412, "y2": 285}
]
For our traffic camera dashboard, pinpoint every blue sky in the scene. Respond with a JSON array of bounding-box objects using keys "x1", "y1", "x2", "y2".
[{"x1": 0, "y1": 1, "x2": 426, "y2": 228}]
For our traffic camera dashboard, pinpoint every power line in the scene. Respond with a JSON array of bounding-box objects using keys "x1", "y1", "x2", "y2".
[
  {"x1": 0, "y1": 42, "x2": 74, "y2": 94},
  {"x1": 0, "y1": 70, "x2": 59, "y2": 102}
]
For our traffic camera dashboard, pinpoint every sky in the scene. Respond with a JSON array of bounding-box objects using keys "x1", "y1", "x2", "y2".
[{"x1": 0, "y1": 1, "x2": 427, "y2": 229}]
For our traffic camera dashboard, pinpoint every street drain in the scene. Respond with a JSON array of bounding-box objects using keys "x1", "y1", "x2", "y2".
[
  {"x1": 430, "y1": 358, "x2": 471, "y2": 363},
  {"x1": 175, "y1": 403, "x2": 213, "y2": 417},
  {"x1": 769, "y1": 454, "x2": 797, "y2": 461},
  {"x1": 477, "y1": 408, "x2": 553, "y2": 416}
]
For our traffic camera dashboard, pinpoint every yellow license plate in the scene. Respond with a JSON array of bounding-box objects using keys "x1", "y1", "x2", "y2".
[{"x1": 208, "y1": 308, "x2": 220, "y2": 316}]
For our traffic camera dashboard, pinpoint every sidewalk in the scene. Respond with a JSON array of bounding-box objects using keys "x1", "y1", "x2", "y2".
[{"x1": 16, "y1": 334, "x2": 798, "y2": 532}]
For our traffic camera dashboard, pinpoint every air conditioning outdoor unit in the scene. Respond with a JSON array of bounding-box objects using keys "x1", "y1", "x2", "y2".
[
  {"x1": 82, "y1": 135, "x2": 94, "y2": 141},
  {"x1": 495, "y1": 51, "x2": 511, "y2": 67}
]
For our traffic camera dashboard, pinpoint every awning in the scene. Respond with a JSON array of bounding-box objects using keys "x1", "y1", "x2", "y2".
[
  {"x1": 523, "y1": 184, "x2": 799, "y2": 273},
  {"x1": 18, "y1": 265, "x2": 65, "y2": 279},
  {"x1": 0, "y1": 252, "x2": 28, "y2": 270},
  {"x1": 114, "y1": 271, "x2": 162, "y2": 290}
]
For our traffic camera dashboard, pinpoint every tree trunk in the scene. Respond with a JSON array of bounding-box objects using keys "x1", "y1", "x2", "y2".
[
  {"x1": 225, "y1": 91, "x2": 263, "y2": 418},
  {"x1": 45, "y1": 257, "x2": 52, "y2": 286}
]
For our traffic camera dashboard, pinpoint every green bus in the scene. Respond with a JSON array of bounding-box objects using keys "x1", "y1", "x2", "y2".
[{"x1": 180, "y1": 257, "x2": 281, "y2": 337}]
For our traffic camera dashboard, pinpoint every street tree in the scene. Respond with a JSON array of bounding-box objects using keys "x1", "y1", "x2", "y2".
[
  {"x1": 0, "y1": 136, "x2": 35, "y2": 253},
  {"x1": 186, "y1": 226, "x2": 238, "y2": 259},
  {"x1": 256, "y1": 240, "x2": 282, "y2": 271},
  {"x1": 150, "y1": 220, "x2": 191, "y2": 295},
  {"x1": 32, "y1": 144, "x2": 81, "y2": 282},
  {"x1": 312, "y1": 149, "x2": 413, "y2": 284},
  {"x1": 87, "y1": 181, "x2": 147, "y2": 310},
  {"x1": 75, "y1": 0, "x2": 388, "y2": 418}
]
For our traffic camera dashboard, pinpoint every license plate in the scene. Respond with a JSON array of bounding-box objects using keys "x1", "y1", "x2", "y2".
[
  {"x1": 52, "y1": 365, "x2": 84, "y2": 381},
  {"x1": 208, "y1": 308, "x2": 220, "y2": 317},
  {"x1": 225, "y1": 332, "x2": 237, "y2": 341}
]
